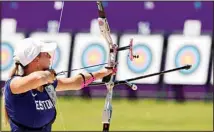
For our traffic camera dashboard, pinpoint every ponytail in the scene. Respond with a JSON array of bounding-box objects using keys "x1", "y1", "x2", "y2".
[
  {"x1": 4, "y1": 62, "x2": 25, "y2": 125},
  {"x1": 9, "y1": 62, "x2": 25, "y2": 77},
  {"x1": 9, "y1": 63, "x2": 19, "y2": 78}
]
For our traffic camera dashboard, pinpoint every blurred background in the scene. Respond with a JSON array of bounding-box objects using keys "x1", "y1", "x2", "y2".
[{"x1": 1, "y1": 1, "x2": 213, "y2": 131}]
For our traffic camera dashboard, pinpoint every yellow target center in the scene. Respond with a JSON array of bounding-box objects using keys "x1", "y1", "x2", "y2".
[
  {"x1": 182, "y1": 55, "x2": 193, "y2": 65},
  {"x1": 1, "y1": 52, "x2": 8, "y2": 62},
  {"x1": 89, "y1": 55, "x2": 98, "y2": 63},
  {"x1": 135, "y1": 55, "x2": 145, "y2": 64}
]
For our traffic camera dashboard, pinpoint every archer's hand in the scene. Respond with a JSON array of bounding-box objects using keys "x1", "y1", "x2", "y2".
[
  {"x1": 48, "y1": 69, "x2": 57, "y2": 77},
  {"x1": 100, "y1": 67, "x2": 117, "y2": 77},
  {"x1": 46, "y1": 69, "x2": 57, "y2": 83}
]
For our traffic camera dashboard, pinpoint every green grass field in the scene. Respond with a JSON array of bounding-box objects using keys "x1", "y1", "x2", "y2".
[{"x1": 1, "y1": 96, "x2": 213, "y2": 131}]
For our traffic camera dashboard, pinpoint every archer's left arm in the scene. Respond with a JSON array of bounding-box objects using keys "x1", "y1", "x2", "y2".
[{"x1": 55, "y1": 68, "x2": 113, "y2": 91}]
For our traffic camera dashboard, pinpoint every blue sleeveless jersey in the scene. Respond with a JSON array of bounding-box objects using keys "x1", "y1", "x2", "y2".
[{"x1": 4, "y1": 77, "x2": 58, "y2": 132}]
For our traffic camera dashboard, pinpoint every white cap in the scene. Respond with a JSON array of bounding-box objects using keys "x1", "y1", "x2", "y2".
[{"x1": 13, "y1": 38, "x2": 57, "y2": 66}]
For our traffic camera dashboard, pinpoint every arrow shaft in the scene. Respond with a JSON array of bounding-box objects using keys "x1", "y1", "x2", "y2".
[
  {"x1": 115, "y1": 65, "x2": 189, "y2": 84},
  {"x1": 89, "y1": 65, "x2": 190, "y2": 86}
]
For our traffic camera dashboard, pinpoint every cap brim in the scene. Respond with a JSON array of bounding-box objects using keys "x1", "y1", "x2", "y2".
[{"x1": 40, "y1": 42, "x2": 57, "y2": 52}]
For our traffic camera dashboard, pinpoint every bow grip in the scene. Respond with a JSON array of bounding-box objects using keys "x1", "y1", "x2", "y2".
[{"x1": 102, "y1": 67, "x2": 113, "y2": 83}]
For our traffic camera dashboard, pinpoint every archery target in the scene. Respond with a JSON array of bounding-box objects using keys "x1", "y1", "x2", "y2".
[
  {"x1": 71, "y1": 33, "x2": 117, "y2": 83},
  {"x1": 127, "y1": 44, "x2": 152, "y2": 73},
  {"x1": 51, "y1": 46, "x2": 61, "y2": 69},
  {"x1": 81, "y1": 44, "x2": 107, "y2": 72},
  {"x1": 1, "y1": 42, "x2": 14, "y2": 71},
  {"x1": 1, "y1": 33, "x2": 25, "y2": 81},
  {"x1": 30, "y1": 32, "x2": 72, "y2": 78},
  {"x1": 164, "y1": 35, "x2": 212, "y2": 85},
  {"x1": 175, "y1": 45, "x2": 201, "y2": 74},
  {"x1": 116, "y1": 34, "x2": 164, "y2": 84}
]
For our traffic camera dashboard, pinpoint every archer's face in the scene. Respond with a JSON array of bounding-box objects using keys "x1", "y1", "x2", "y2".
[{"x1": 37, "y1": 52, "x2": 52, "y2": 70}]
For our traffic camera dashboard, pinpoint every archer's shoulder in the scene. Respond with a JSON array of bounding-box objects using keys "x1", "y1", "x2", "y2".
[{"x1": 3, "y1": 76, "x2": 21, "y2": 92}]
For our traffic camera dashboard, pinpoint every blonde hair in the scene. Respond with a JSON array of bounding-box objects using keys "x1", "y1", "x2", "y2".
[
  {"x1": 9, "y1": 62, "x2": 25, "y2": 77},
  {"x1": 3, "y1": 62, "x2": 25, "y2": 125}
]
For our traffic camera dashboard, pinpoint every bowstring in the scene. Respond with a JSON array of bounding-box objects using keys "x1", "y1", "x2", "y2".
[
  {"x1": 50, "y1": 1, "x2": 64, "y2": 68},
  {"x1": 51, "y1": 1, "x2": 66, "y2": 131}
]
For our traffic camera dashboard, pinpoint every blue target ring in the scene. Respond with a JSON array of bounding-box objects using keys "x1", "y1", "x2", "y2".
[
  {"x1": 1, "y1": 42, "x2": 14, "y2": 71},
  {"x1": 81, "y1": 44, "x2": 107, "y2": 72},
  {"x1": 175, "y1": 45, "x2": 200, "y2": 75},
  {"x1": 127, "y1": 44, "x2": 152, "y2": 73},
  {"x1": 52, "y1": 46, "x2": 60, "y2": 69}
]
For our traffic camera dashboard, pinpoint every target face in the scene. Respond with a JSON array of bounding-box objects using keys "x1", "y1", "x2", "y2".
[
  {"x1": 175, "y1": 45, "x2": 200, "y2": 75},
  {"x1": 81, "y1": 43, "x2": 107, "y2": 72},
  {"x1": 116, "y1": 34, "x2": 164, "y2": 84},
  {"x1": 164, "y1": 35, "x2": 212, "y2": 85},
  {"x1": 71, "y1": 33, "x2": 117, "y2": 83},
  {"x1": 51, "y1": 46, "x2": 61, "y2": 69},
  {"x1": 127, "y1": 44, "x2": 152, "y2": 73},
  {"x1": 1, "y1": 42, "x2": 14, "y2": 71}
]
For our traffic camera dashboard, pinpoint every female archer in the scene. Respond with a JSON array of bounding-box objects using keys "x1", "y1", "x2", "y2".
[{"x1": 3, "y1": 38, "x2": 115, "y2": 132}]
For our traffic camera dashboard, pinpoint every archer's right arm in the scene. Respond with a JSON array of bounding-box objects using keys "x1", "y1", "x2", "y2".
[{"x1": 10, "y1": 71, "x2": 55, "y2": 94}]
